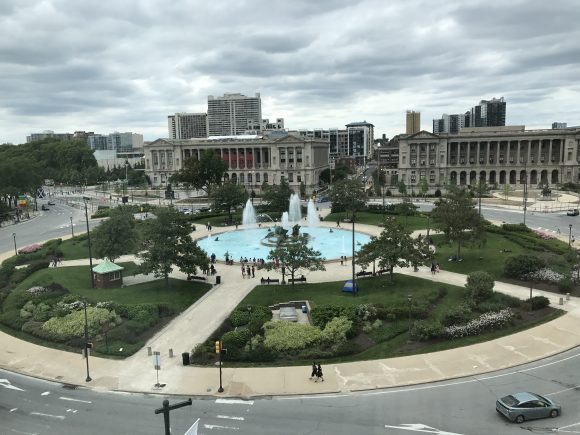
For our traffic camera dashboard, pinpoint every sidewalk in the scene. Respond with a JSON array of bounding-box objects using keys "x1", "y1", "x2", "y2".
[{"x1": 1, "y1": 222, "x2": 580, "y2": 397}]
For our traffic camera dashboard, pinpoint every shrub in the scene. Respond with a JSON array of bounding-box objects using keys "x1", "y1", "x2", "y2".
[
  {"x1": 504, "y1": 255, "x2": 546, "y2": 279},
  {"x1": 440, "y1": 305, "x2": 472, "y2": 327},
  {"x1": 410, "y1": 320, "x2": 444, "y2": 341},
  {"x1": 320, "y1": 316, "x2": 352, "y2": 346},
  {"x1": 353, "y1": 304, "x2": 377, "y2": 322},
  {"x1": 466, "y1": 271, "x2": 495, "y2": 303},
  {"x1": 529, "y1": 296, "x2": 550, "y2": 310},
  {"x1": 263, "y1": 321, "x2": 321, "y2": 352},
  {"x1": 434, "y1": 189, "x2": 442, "y2": 197},
  {"x1": 331, "y1": 341, "x2": 362, "y2": 357},
  {"x1": 501, "y1": 223, "x2": 532, "y2": 233},
  {"x1": 558, "y1": 277, "x2": 574, "y2": 293},
  {"x1": 311, "y1": 305, "x2": 354, "y2": 328},
  {"x1": 42, "y1": 307, "x2": 118, "y2": 341},
  {"x1": 229, "y1": 310, "x2": 250, "y2": 327},
  {"x1": 444, "y1": 308, "x2": 513, "y2": 339},
  {"x1": 222, "y1": 329, "x2": 251, "y2": 350},
  {"x1": 525, "y1": 268, "x2": 564, "y2": 283}
]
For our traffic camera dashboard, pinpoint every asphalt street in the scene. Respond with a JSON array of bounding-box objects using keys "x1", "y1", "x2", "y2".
[{"x1": 1, "y1": 346, "x2": 579, "y2": 435}]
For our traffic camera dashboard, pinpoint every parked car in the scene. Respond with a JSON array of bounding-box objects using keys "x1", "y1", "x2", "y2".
[
  {"x1": 41, "y1": 205, "x2": 50, "y2": 211},
  {"x1": 567, "y1": 208, "x2": 579, "y2": 216},
  {"x1": 496, "y1": 392, "x2": 561, "y2": 424},
  {"x1": 47, "y1": 201, "x2": 55, "y2": 206}
]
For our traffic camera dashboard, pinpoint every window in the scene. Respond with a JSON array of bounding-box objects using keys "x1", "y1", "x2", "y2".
[
  {"x1": 263, "y1": 173, "x2": 268, "y2": 183},
  {"x1": 568, "y1": 151, "x2": 573, "y2": 161},
  {"x1": 402, "y1": 156, "x2": 406, "y2": 164},
  {"x1": 240, "y1": 173, "x2": 245, "y2": 184},
  {"x1": 248, "y1": 173, "x2": 252, "y2": 183},
  {"x1": 297, "y1": 175, "x2": 302, "y2": 183},
  {"x1": 288, "y1": 173, "x2": 294, "y2": 182},
  {"x1": 256, "y1": 173, "x2": 260, "y2": 183}
]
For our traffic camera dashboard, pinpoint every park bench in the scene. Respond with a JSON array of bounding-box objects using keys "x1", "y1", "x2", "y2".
[
  {"x1": 288, "y1": 276, "x2": 307, "y2": 284},
  {"x1": 261, "y1": 277, "x2": 280, "y2": 285},
  {"x1": 356, "y1": 271, "x2": 373, "y2": 278},
  {"x1": 188, "y1": 275, "x2": 207, "y2": 282}
]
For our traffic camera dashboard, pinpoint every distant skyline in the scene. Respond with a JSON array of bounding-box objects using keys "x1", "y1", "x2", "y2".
[{"x1": 1, "y1": 0, "x2": 580, "y2": 144}]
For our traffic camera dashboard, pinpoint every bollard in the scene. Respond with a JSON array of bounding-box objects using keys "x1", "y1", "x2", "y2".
[
  {"x1": 566, "y1": 293, "x2": 571, "y2": 301},
  {"x1": 559, "y1": 297, "x2": 564, "y2": 305},
  {"x1": 169, "y1": 348, "x2": 174, "y2": 358},
  {"x1": 147, "y1": 346, "x2": 152, "y2": 356}
]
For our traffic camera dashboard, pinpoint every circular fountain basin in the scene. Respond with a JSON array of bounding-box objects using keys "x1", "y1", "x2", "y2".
[{"x1": 197, "y1": 227, "x2": 371, "y2": 261}]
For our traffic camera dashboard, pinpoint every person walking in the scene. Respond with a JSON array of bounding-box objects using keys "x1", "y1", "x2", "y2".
[
  {"x1": 430, "y1": 261, "x2": 436, "y2": 275},
  {"x1": 315, "y1": 364, "x2": 324, "y2": 382},
  {"x1": 310, "y1": 362, "x2": 317, "y2": 380},
  {"x1": 246, "y1": 265, "x2": 251, "y2": 277},
  {"x1": 251, "y1": 265, "x2": 255, "y2": 278},
  {"x1": 242, "y1": 265, "x2": 246, "y2": 278},
  {"x1": 435, "y1": 263, "x2": 440, "y2": 273}
]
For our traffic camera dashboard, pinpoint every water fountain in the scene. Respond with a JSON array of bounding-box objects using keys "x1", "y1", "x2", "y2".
[
  {"x1": 288, "y1": 193, "x2": 302, "y2": 223},
  {"x1": 281, "y1": 212, "x2": 290, "y2": 228},
  {"x1": 242, "y1": 199, "x2": 257, "y2": 226},
  {"x1": 307, "y1": 199, "x2": 319, "y2": 227}
]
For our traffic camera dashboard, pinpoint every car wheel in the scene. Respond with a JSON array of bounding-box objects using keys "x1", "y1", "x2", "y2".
[
  {"x1": 515, "y1": 415, "x2": 525, "y2": 424},
  {"x1": 550, "y1": 410, "x2": 558, "y2": 418}
]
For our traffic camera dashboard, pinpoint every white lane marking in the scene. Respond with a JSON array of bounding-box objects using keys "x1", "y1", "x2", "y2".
[
  {"x1": 10, "y1": 408, "x2": 18, "y2": 412},
  {"x1": 560, "y1": 421, "x2": 580, "y2": 430},
  {"x1": 204, "y1": 424, "x2": 240, "y2": 430},
  {"x1": 215, "y1": 398, "x2": 254, "y2": 405},
  {"x1": 546, "y1": 385, "x2": 580, "y2": 396},
  {"x1": 66, "y1": 408, "x2": 78, "y2": 413},
  {"x1": 0, "y1": 379, "x2": 25, "y2": 392},
  {"x1": 41, "y1": 391, "x2": 50, "y2": 396},
  {"x1": 216, "y1": 415, "x2": 245, "y2": 421},
  {"x1": 59, "y1": 396, "x2": 92, "y2": 404},
  {"x1": 278, "y1": 350, "x2": 580, "y2": 401},
  {"x1": 30, "y1": 412, "x2": 65, "y2": 420},
  {"x1": 384, "y1": 423, "x2": 465, "y2": 434},
  {"x1": 9, "y1": 429, "x2": 38, "y2": 435}
]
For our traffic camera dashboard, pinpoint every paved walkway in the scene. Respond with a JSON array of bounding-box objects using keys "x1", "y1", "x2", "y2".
[{"x1": 1, "y1": 220, "x2": 580, "y2": 397}]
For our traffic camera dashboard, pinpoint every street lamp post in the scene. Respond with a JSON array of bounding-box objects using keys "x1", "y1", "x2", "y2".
[
  {"x1": 426, "y1": 214, "x2": 430, "y2": 243},
  {"x1": 569, "y1": 224, "x2": 573, "y2": 248},
  {"x1": 351, "y1": 212, "x2": 357, "y2": 297},
  {"x1": 70, "y1": 216, "x2": 74, "y2": 238},
  {"x1": 247, "y1": 305, "x2": 252, "y2": 351},
  {"x1": 83, "y1": 198, "x2": 95, "y2": 288},
  {"x1": 12, "y1": 233, "x2": 17, "y2": 256},
  {"x1": 407, "y1": 294, "x2": 413, "y2": 340},
  {"x1": 83, "y1": 300, "x2": 92, "y2": 382}
]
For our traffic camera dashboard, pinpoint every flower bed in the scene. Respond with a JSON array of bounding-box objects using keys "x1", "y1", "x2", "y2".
[{"x1": 444, "y1": 308, "x2": 514, "y2": 339}]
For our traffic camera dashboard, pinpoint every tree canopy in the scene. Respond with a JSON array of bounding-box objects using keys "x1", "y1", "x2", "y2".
[
  {"x1": 431, "y1": 186, "x2": 482, "y2": 258},
  {"x1": 356, "y1": 217, "x2": 430, "y2": 282},
  {"x1": 92, "y1": 207, "x2": 139, "y2": 262},
  {"x1": 210, "y1": 181, "x2": 248, "y2": 221},
  {"x1": 261, "y1": 179, "x2": 294, "y2": 213},
  {"x1": 138, "y1": 208, "x2": 208, "y2": 288},
  {"x1": 328, "y1": 179, "x2": 366, "y2": 215},
  {"x1": 170, "y1": 150, "x2": 228, "y2": 195},
  {"x1": 263, "y1": 233, "x2": 325, "y2": 289}
]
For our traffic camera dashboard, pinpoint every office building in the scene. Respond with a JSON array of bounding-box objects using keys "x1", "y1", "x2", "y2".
[
  {"x1": 346, "y1": 121, "x2": 374, "y2": 163},
  {"x1": 26, "y1": 130, "x2": 94, "y2": 143},
  {"x1": 406, "y1": 111, "x2": 421, "y2": 134},
  {"x1": 433, "y1": 113, "x2": 470, "y2": 134},
  {"x1": 397, "y1": 125, "x2": 580, "y2": 189},
  {"x1": 552, "y1": 122, "x2": 568, "y2": 129},
  {"x1": 470, "y1": 97, "x2": 506, "y2": 127},
  {"x1": 143, "y1": 132, "x2": 328, "y2": 194},
  {"x1": 207, "y1": 93, "x2": 262, "y2": 136},
  {"x1": 168, "y1": 113, "x2": 208, "y2": 139}
]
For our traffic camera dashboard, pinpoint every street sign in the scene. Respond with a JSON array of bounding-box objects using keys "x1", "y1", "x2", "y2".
[
  {"x1": 184, "y1": 418, "x2": 200, "y2": 435},
  {"x1": 153, "y1": 351, "x2": 161, "y2": 370}
]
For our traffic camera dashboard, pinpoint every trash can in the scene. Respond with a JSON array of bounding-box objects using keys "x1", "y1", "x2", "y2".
[
  {"x1": 215, "y1": 275, "x2": 221, "y2": 285},
  {"x1": 182, "y1": 352, "x2": 190, "y2": 366},
  {"x1": 301, "y1": 305, "x2": 308, "y2": 314}
]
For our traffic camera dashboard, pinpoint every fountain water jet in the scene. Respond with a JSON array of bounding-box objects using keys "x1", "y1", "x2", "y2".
[
  {"x1": 281, "y1": 212, "x2": 290, "y2": 228},
  {"x1": 242, "y1": 199, "x2": 257, "y2": 226},
  {"x1": 288, "y1": 193, "x2": 302, "y2": 223},
  {"x1": 307, "y1": 199, "x2": 319, "y2": 227}
]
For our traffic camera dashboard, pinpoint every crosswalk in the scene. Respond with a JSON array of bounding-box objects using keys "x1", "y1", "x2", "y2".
[{"x1": 196, "y1": 399, "x2": 254, "y2": 434}]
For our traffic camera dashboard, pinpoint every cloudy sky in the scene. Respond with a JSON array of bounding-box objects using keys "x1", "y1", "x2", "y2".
[{"x1": 1, "y1": 0, "x2": 580, "y2": 144}]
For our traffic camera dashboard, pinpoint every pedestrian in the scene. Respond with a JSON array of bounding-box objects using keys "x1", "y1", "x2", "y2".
[
  {"x1": 310, "y1": 362, "x2": 317, "y2": 380},
  {"x1": 340, "y1": 256, "x2": 343, "y2": 266},
  {"x1": 251, "y1": 265, "x2": 255, "y2": 278},
  {"x1": 315, "y1": 364, "x2": 324, "y2": 382},
  {"x1": 435, "y1": 263, "x2": 440, "y2": 273},
  {"x1": 246, "y1": 265, "x2": 251, "y2": 277},
  {"x1": 430, "y1": 261, "x2": 436, "y2": 275},
  {"x1": 242, "y1": 265, "x2": 246, "y2": 278},
  {"x1": 336, "y1": 219, "x2": 340, "y2": 227}
]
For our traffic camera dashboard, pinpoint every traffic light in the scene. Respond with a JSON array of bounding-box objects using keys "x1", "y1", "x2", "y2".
[{"x1": 215, "y1": 340, "x2": 221, "y2": 354}]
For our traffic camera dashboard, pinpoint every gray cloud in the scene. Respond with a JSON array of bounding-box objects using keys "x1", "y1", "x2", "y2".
[{"x1": 1, "y1": 0, "x2": 580, "y2": 144}]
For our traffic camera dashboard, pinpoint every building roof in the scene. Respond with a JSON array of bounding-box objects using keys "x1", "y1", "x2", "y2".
[
  {"x1": 92, "y1": 259, "x2": 124, "y2": 274},
  {"x1": 345, "y1": 121, "x2": 375, "y2": 128}
]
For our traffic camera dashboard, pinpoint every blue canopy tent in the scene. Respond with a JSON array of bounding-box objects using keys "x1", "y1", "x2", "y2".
[{"x1": 341, "y1": 279, "x2": 359, "y2": 293}]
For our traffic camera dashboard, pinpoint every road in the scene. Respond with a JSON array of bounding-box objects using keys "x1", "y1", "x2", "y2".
[{"x1": 2, "y1": 346, "x2": 579, "y2": 435}]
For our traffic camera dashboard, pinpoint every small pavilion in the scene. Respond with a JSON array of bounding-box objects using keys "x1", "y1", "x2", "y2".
[{"x1": 92, "y1": 259, "x2": 124, "y2": 289}]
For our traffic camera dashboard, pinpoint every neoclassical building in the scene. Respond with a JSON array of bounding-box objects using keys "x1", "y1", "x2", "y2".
[
  {"x1": 397, "y1": 126, "x2": 580, "y2": 188},
  {"x1": 143, "y1": 132, "x2": 329, "y2": 193}
]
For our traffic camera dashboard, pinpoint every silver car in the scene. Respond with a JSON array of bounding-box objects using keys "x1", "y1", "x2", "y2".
[{"x1": 496, "y1": 392, "x2": 561, "y2": 424}]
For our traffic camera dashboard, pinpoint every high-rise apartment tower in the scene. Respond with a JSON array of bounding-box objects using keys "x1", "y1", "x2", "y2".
[
  {"x1": 207, "y1": 93, "x2": 262, "y2": 137},
  {"x1": 406, "y1": 111, "x2": 421, "y2": 134}
]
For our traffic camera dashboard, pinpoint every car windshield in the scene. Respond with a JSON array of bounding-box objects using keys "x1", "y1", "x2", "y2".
[
  {"x1": 501, "y1": 395, "x2": 519, "y2": 406},
  {"x1": 534, "y1": 393, "x2": 549, "y2": 403}
]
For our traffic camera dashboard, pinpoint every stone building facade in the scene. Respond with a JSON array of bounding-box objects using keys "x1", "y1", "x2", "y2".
[
  {"x1": 397, "y1": 126, "x2": 580, "y2": 188},
  {"x1": 143, "y1": 132, "x2": 329, "y2": 193}
]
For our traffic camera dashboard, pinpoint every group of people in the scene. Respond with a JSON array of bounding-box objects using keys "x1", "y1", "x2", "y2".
[
  {"x1": 430, "y1": 261, "x2": 441, "y2": 275},
  {"x1": 310, "y1": 362, "x2": 324, "y2": 382},
  {"x1": 241, "y1": 264, "x2": 256, "y2": 279},
  {"x1": 205, "y1": 222, "x2": 213, "y2": 231},
  {"x1": 339, "y1": 255, "x2": 348, "y2": 266}
]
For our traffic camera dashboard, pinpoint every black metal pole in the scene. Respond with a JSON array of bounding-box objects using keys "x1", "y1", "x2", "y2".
[
  {"x1": 154, "y1": 398, "x2": 192, "y2": 435},
  {"x1": 70, "y1": 216, "x2": 74, "y2": 237},
  {"x1": 12, "y1": 233, "x2": 17, "y2": 256},
  {"x1": 569, "y1": 224, "x2": 573, "y2": 248},
  {"x1": 352, "y1": 213, "x2": 356, "y2": 296},
  {"x1": 218, "y1": 341, "x2": 224, "y2": 393},
  {"x1": 247, "y1": 306, "x2": 252, "y2": 352},
  {"x1": 84, "y1": 199, "x2": 95, "y2": 288},
  {"x1": 407, "y1": 295, "x2": 413, "y2": 341},
  {"x1": 83, "y1": 300, "x2": 92, "y2": 382}
]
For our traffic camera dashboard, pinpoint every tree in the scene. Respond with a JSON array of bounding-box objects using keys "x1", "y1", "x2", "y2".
[
  {"x1": 419, "y1": 177, "x2": 429, "y2": 199},
  {"x1": 263, "y1": 234, "x2": 325, "y2": 289},
  {"x1": 138, "y1": 208, "x2": 208, "y2": 288},
  {"x1": 210, "y1": 182, "x2": 248, "y2": 221},
  {"x1": 502, "y1": 183, "x2": 513, "y2": 201},
  {"x1": 261, "y1": 179, "x2": 293, "y2": 213},
  {"x1": 170, "y1": 150, "x2": 227, "y2": 195},
  {"x1": 431, "y1": 186, "x2": 482, "y2": 259},
  {"x1": 397, "y1": 180, "x2": 407, "y2": 196},
  {"x1": 465, "y1": 271, "x2": 495, "y2": 304},
  {"x1": 328, "y1": 179, "x2": 366, "y2": 216},
  {"x1": 356, "y1": 217, "x2": 430, "y2": 282},
  {"x1": 92, "y1": 207, "x2": 139, "y2": 262}
]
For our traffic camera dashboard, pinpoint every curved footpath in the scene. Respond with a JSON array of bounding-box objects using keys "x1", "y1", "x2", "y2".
[{"x1": 1, "y1": 221, "x2": 580, "y2": 398}]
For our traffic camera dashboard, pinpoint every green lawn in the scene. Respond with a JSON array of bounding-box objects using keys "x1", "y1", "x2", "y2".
[
  {"x1": 6, "y1": 265, "x2": 211, "y2": 311},
  {"x1": 239, "y1": 274, "x2": 466, "y2": 311},
  {"x1": 58, "y1": 236, "x2": 90, "y2": 260},
  {"x1": 324, "y1": 211, "x2": 429, "y2": 232}
]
